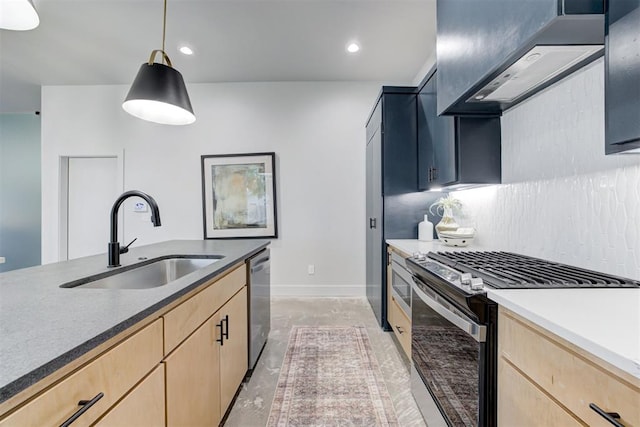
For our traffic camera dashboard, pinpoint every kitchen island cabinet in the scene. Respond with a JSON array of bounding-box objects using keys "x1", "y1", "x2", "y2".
[
  {"x1": 95, "y1": 365, "x2": 166, "y2": 427},
  {"x1": 0, "y1": 240, "x2": 268, "y2": 426},
  {"x1": 218, "y1": 287, "x2": 249, "y2": 412},
  {"x1": 0, "y1": 320, "x2": 163, "y2": 426},
  {"x1": 164, "y1": 268, "x2": 247, "y2": 426}
]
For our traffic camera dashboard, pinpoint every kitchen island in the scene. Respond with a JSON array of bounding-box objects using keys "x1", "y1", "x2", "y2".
[{"x1": 0, "y1": 239, "x2": 269, "y2": 424}]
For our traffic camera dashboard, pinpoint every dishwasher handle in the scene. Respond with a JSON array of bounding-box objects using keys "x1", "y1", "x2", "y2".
[
  {"x1": 249, "y1": 252, "x2": 270, "y2": 274},
  {"x1": 251, "y1": 263, "x2": 270, "y2": 274}
]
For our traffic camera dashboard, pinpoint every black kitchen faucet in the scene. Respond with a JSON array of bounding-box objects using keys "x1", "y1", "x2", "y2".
[{"x1": 107, "y1": 190, "x2": 161, "y2": 267}]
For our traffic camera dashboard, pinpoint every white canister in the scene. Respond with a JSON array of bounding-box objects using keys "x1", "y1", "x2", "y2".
[{"x1": 418, "y1": 215, "x2": 434, "y2": 241}]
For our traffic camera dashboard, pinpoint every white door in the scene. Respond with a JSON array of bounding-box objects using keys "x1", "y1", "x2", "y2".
[{"x1": 66, "y1": 157, "x2": 119, "y2": 260}]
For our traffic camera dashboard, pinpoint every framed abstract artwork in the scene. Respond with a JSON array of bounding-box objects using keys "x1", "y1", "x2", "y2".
[{"x1": 201, "y1": 152, "x2": 278, "y2": 239}]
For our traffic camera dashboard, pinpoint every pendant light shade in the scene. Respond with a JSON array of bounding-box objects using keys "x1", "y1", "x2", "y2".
[
  {"x1": 0, "y1": 0, "x2": 40, "y2": 30},
  {"x1": 123, "y1": 51, "x2": 195, "y2": 125},
  {"x1": 122, "y1": 0, "x2": 195, "y2": 125}
]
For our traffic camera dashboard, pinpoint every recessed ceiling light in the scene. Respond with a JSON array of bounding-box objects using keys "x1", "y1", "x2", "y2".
[
  {"x1": 179, "y1": 46, "x2": 194, "y2": 55},
  {"x1": 346, "y1": 43, "x2": 360, "y2": 54}
]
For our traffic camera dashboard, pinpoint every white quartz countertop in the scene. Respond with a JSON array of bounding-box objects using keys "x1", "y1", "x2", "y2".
[
  {"x1": 487, "y1": 288, "x2": 640, "y2": 379},
  {"x1": 386, "y1": 238, "x2": 487, "y2": 256}
]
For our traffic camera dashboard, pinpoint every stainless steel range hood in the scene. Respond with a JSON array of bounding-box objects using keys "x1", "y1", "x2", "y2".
[
  {"x1": 436, "y1": 0, "x2": 605, "y2": 116},
  {"x1": 469, "y1": 45, "x2": 604, "y2": 103}
]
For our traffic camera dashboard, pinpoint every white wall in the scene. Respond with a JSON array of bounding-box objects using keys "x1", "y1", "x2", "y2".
[
  {"x1": 455, "y1": 59, "x2": 640, "y2": 279},
  {"x1": 42, "y1": 81, "x2": 382, "y2": 295}
]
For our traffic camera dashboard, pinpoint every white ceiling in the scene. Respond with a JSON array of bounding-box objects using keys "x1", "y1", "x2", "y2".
[{"x1": 0, "y1": 0, "x2": 437, "y2": 113}]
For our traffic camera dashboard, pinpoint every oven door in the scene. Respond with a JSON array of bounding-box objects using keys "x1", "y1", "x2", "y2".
[{"x1": 411, "y1": 275, "x2": 486, "y2": 427}]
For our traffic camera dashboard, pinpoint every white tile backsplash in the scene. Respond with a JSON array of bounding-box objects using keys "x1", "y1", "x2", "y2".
[{"x1": 454, "y1": 59, "x2": 640, "y2": 280}]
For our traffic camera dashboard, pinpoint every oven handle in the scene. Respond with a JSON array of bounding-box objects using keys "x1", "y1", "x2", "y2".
[{"x1": 412, "y1": 277, "x2": 486, "y2": 342}]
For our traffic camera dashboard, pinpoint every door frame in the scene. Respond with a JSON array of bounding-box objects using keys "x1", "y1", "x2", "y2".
[{"x1": 58, "y1": 151, "x2": 124, "y2": 261}]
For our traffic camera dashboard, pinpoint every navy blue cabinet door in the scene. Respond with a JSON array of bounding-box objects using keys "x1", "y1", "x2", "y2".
[
  {"x1": 418, "y1": 71, "x2": 457, "y2": 190},
  {"x1": 365, "y1": 114, "x2": 384, "y2": 328},
  {"x1": 605, "y1": 0, "x2": 640, "y2": 154}
]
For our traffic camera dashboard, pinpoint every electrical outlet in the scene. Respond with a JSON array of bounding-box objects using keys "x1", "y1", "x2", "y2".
[{"x1": 307, "y1": 264, "x2": 315, "y2": 275}]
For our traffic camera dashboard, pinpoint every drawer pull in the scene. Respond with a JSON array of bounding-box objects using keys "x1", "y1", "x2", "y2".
[
  {"x1": 216, "y1": 320, "x2": 225, "y2": 345},
  {"x1": 222, "y1": 314, "x2": 230, "y2": 340},
  {"x1": 395, "y1": 325, "x2": 405, "y2": 334},
  {"x1": 589, "y1": 403, "x2": 624, "y2": 427},
  {"x1": 59, "y1": 392, "x2": 104, "y2": 427}
]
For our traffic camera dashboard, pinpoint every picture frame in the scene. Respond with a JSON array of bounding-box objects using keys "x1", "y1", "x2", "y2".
[{"x1": 201, "y1": 152, "x2": 278, "y2": 239}]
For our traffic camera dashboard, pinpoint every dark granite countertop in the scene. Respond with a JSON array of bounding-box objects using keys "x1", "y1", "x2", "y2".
[{"x1": 0, "y1": 239, "x2": 269, "y2": 403}]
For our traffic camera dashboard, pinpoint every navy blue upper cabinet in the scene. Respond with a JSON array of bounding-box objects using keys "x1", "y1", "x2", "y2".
[
  {"x1": 418, "y1": 71, "x2": 456, "y2": 188},
  {"x1": 367, "y1": 87, "x2": 418, "y2": 195},
  {"x1": 418, "y1": 69, "x2": 501, "y2": 190},
  {"x1": 436, "y1": 0, "x2": 605, "y2": 116},
  {"x1": 605, "y1": 0, "x2": 640, "y2": 154}
]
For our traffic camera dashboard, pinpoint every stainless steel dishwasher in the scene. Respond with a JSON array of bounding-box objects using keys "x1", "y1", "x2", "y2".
[{"x1": 246, "y1": 248, "x2": 270, "y2": 373}]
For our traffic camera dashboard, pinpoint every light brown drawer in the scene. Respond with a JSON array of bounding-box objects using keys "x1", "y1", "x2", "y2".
[
  {"x1": 0, "y1": 319, "x2": 163, "y2": 427},
  {"x1": 163, "y1": 263, "x2": 246, "y2": 354},
  {"x1": 389, "y1": 295, "x2": 411, "y2": 358},
  {"x1": 94, "y1": 364, "x2": 165, "y2": 427},
  {"x1": 499, "y1": 308, "x2": 640, "y2": 427},
  {"x1": 498, "y1": 358, "x2": 584, "y2": 427}
]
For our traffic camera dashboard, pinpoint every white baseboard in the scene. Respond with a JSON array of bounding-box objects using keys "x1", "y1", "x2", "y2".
[{"x1": 270, "y1": 284, "x2": 365, "y2": 297}]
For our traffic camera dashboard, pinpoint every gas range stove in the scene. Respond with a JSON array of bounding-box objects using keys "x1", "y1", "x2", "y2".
[
  {"x1": 408, "y1": 251, "x2": 639, "y2": 427},
  {"x1": 407, "y1": 250, "x2": 640, "y2": 296}
]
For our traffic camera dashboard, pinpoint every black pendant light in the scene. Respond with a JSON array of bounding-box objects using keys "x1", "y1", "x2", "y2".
[{"x1": 122, "y1": 0, "x2": 195, "y2": 125}]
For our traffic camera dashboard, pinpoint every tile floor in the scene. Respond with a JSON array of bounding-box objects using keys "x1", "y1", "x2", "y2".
[{"x1": 224, "y1": 297, "x2": 427, "y2": 426}]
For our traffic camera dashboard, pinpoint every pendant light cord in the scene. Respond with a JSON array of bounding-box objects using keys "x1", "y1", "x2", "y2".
[{"x1": 162, "y1": 0, "x2": 167, "y2": 64}]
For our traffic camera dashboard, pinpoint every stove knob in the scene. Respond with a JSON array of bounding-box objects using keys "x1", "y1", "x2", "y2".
[
  {"x1": 470, "y1": 277, "x2": 484, "y2": 290},
  {"x1": 413, "y1": 252, "x2": 427, "y2": 261},
  {"x1": 460, "y1": 273, "x2": 472, "y2": 286}
]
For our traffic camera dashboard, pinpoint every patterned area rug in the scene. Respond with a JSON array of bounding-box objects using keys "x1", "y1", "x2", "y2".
[{"x1": 267, "y1": 326, "x2": 399, "y2": 426}]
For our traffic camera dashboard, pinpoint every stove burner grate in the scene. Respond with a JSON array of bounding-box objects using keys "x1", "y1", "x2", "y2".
[{"x1": 427, "y1": 251, "x2": 640, "y2": 289}]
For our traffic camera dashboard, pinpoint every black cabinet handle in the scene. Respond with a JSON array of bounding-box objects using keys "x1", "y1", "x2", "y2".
[
  {"x1": 369, "y1": 218, "x2": 377, "y2": 229},
  {"x1": 216, "y1": 320, "x2": 225, "y2": 345},
  {"x1": 395, "y1": 325, "x2": 405, "y2": 334},
  {"x1": 59, "y1": 392, "x2": 104, "y2": 427},
  {"x1": 589, "y1": 403, "x2": 624, "y2": 427},
  {"x1": 428, "y1": 167, "x2": 438, "y2": 182},
  {"x1": 222, "y1": 314, "x2": 229, "y2": 340}
]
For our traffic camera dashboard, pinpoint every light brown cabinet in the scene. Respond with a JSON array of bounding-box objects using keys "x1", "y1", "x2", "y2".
[
  {"x1": 165, "y1": 311, "x2": 222, "y2": 426},
  {"x1": 0, "y1": 319, "x2": 163, "y2": 427},
  {"x1": 498, "y1": 307, "x2": 640, "y2": 427},
  {"x1": 94, "y1": 364, "x2": 166, "y2": 427},
  {"x1": 0, "y1": 262, "x2": 250, "y2": 427},
  {"x1": 164, "y1": 286, "x2": 247, "y2": 426},
  {"x1": 386, "y1": 246, "x2": 412, "y2": 359},
  {"x1": 219, "y1": 287, "x2": 248, "y2": 413}
]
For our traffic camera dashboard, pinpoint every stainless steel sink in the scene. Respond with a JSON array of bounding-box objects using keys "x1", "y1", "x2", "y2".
[{"x1": 61, "y1": 256, "x2": 221, "y2": 290}]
